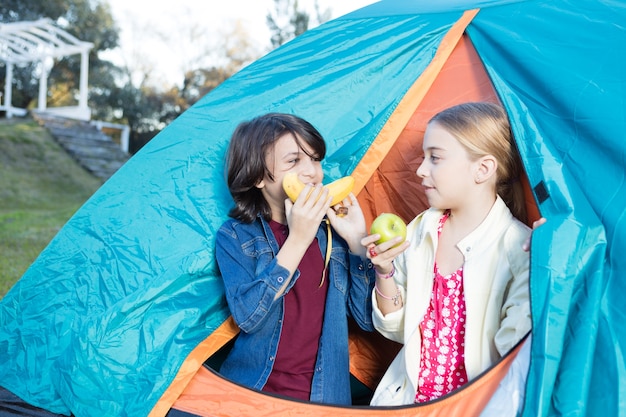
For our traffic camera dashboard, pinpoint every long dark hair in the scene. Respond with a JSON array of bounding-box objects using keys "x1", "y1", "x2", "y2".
[
  {"x1": 225, "y1": 113, "x2": 326, "y2": 223},
  {"x1": 429, "y1": 102, "x2": 528, "y2": 223}
]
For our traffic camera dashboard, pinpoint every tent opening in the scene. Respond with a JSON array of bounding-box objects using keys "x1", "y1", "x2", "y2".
[{"x1": 162, "y1": 32, "x2": 540, "y2": 417}]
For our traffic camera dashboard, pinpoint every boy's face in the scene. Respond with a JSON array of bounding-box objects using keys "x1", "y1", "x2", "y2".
[{"x1": 256, "y1": 132, "x2": 324, "y2": 217}]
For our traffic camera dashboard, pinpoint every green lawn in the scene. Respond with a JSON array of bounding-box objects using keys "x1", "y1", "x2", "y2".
[{"x1": 0, "y1": 118, "x2": 102, "y2": 298}]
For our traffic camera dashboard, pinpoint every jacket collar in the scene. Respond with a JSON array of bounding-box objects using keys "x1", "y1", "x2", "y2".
[
  {"x1": 457, "y1": 196, "x2": 512, "y2": 259},
  {"x1": 414, "y1": 196, "x2": 512, "y2": 259}
]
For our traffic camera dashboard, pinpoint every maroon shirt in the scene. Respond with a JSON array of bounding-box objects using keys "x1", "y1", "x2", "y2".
[{"x1": 263, "y1": 220, "x2": 329, "y2": 400}]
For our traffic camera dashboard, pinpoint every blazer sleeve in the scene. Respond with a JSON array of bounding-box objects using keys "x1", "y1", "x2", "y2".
[
  {"x1": 494, "y1": 221, "x2": 532, "y2": 355},
  {"x1": 371, "y1": 212, "x2": 427, "y2": 343}
]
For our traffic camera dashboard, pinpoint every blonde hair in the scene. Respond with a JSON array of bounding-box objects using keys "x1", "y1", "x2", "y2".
[{"x1": 429, "y1": 102, "x2": 527, "y2": 223}]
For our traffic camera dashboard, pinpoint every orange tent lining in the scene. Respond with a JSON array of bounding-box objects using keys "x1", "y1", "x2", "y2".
[
  {"x1": 170, "y1": 336, "x2": 526, "y2": 417},
  {"x1": 351, "y1": 9, "x2": 479, "y2": 195},
  {"x1": 149, "y1": 317, "x2": 239, "y2": 417}
]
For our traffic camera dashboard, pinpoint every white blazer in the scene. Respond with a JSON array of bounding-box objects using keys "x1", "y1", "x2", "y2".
[{"x1": 370, "y1": 196, "x2": 532, "y2": 406}]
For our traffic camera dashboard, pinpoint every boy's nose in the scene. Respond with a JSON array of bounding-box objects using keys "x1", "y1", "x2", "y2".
[{"x1": 301, "y1": 160, "x2": 319, "y2": 177}]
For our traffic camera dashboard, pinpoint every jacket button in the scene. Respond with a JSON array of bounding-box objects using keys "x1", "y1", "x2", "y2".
[{"x1": 277, "y1": 276, "x2": 284, "y2": 283}]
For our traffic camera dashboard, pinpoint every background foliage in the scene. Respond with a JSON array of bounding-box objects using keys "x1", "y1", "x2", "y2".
[{"x1": 1, "y1": 0, "x2": 326, "y2": 153}]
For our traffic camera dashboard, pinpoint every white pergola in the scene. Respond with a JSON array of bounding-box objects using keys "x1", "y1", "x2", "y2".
[{"x1": 0, "y1": 18, "x2": 93, "y2": 120}]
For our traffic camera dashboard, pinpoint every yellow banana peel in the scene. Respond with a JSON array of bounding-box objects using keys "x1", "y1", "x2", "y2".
[{"x1": 282, "y1": 172, "x2": 354, "y2": 206}]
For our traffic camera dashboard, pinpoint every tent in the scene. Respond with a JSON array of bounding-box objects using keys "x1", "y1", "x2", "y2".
[{"x1": 1, "y1": 0, "x2": 624, "y2": 415}]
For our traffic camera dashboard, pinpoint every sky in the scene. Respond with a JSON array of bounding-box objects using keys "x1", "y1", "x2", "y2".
[{"x1": 104, "y1": 0, "x2": 379, "y2": 88}]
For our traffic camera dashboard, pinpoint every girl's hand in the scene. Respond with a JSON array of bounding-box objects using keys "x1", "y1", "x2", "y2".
[
  {"x1": 326, "y1": 194, "x2": 367, "y2": 255},
  {"x1": 361, "y1": 233, "x2": 409, "y2": 274},
  {"x1": 522, "y1": 217, "x2": 547, "y2": 251}
]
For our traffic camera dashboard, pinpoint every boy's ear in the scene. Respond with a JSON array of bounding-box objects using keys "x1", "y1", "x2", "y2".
[
  {"x1": 475, "y1": 155, "x2": 497, "y2": 184},
  {"x1": 255, "y1": 179, "x2": 265, "y2": 189}
]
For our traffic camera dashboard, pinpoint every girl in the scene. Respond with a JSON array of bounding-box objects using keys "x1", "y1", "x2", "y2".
[
  {"x1": 364, "y1": 102, "x2": 532, "y2": 405},
  {"x1": 215, "y1": 113, "x2": 376, "y2": 405}
]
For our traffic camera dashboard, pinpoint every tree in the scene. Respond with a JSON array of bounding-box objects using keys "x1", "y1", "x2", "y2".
[
  {"x1": 266, "y1": 0, "x2": 331, "y2": 48},
  {"x1": 96, "y1": 6, "x2": 263, "y2": 153},
  {"x1": 179, "y1": 21, "x2": 260, "y2": 108},
  {"x1": 0, "y1": 0, "x2": 67, "y2": 23},
  {"x1": 1, "y1": 0, "x2": 120, "y2": 111}
]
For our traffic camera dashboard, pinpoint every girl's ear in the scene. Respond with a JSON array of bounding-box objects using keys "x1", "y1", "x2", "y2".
[
  {"x1": 255, "y1": 179, "x2": 265, "y2": 189},
  {"x1": 475, "y1": 155, "x2": 497, "y2": 184}
]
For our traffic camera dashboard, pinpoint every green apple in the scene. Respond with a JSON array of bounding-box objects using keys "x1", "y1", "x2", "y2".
[{"x1": 370, "y1": 213, "x2": 407, "y2": 247}]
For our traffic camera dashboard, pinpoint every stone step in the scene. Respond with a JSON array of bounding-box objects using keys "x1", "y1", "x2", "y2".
[{"x1": 32, "y1": 112, "x2": 130, "y2": 181}]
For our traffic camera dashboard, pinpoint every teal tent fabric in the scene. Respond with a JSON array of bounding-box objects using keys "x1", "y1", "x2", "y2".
[
  {"x1": 466, "y1": 2, "x2": 626, "y2": 415},
  {"x1": 1, "y1": 0, "x2": 624, "y2": 416}
]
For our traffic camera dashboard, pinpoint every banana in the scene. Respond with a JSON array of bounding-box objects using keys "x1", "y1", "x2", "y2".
[
  {"x1": 282, "y1": 172, "x2": 307, "y2": 203},
  {"x1": 282, "y1": 172, "x2": 354, "y2": 206},
  {"x1": 325, "y1": 176, "x2": 355, "y2": 205}
]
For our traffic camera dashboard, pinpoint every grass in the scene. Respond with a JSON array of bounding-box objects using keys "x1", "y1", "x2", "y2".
[{"x1": 0, "y1": 117, "x2": 103, "y2": 298}]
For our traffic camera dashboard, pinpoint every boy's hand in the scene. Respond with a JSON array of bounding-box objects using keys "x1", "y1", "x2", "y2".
[
  {"x1": 286, "y1": 183, "x2": 331, "y2": 245},
  {"x1": 326, "y1": 193, "x2": 367, "y2": 255}
]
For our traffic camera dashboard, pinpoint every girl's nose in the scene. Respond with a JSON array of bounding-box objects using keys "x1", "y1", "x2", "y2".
[{"x1": 416, "y1": 160, "x2": 427, "y2": 178}]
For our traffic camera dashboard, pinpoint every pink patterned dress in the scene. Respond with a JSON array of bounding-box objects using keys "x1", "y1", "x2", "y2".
[{"x1": 415, "y1": 211, "x2": 468, "y2": 403}]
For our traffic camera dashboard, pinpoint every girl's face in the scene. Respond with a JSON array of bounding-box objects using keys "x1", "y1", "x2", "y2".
[
  {"x1": 416, "y1": 122, "x2": 479, "y2": 210},
  {"x1": 257, "y1": 132, "x2": 324, "y2": 218}
]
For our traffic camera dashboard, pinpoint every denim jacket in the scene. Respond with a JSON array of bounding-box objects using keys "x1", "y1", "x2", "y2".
[{"x1": 215, "y1": 214, "x2": 376, "y2": 405}]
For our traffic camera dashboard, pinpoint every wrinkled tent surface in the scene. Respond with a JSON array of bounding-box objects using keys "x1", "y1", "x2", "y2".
[{"x1": 0, "y1": 0, "x2": 624, "y2": 416}]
